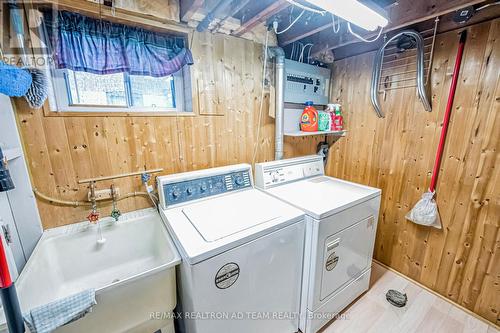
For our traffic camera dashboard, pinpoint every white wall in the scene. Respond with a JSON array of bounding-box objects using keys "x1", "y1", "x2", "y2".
[{"x1": 0, "y1": 94, "x2": 43, "y2": 272}]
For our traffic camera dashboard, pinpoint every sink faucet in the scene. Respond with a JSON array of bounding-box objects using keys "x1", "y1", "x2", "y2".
[
  {"x1": 110, "y1": 184, "x2": 121, "y2": 221},
  {"x1": 87, "y1": 181, "x2": 106, "y2": 244},
  {"x1": 87, "y1": 181, "x2": 99, "y2": 224}
]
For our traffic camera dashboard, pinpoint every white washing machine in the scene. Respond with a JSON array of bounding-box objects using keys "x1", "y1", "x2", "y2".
[
  {"x1": 255, "y1": 155, "x2": 381, "y2": 333},
  {"x1": 157, "y1": 164, "x2": 305, "y2": 333}
]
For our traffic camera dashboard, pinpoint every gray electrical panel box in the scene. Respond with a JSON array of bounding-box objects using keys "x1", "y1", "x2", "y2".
[{"x1": 284, "y1": 59, "x2": 331, "y2": 105}]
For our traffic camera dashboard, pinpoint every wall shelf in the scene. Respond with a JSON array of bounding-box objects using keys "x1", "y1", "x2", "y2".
[
  {"x1": 283, "y1": 107, "x2": 347, "y2": 138},
  {"x1": 284, "y1": 130, "x2": 347, "y2": 137}
]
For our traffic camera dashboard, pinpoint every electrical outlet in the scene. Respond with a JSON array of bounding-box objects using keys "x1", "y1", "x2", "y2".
[{"x1": 88, "y1": 188, "x2": 120, "y2": 201}]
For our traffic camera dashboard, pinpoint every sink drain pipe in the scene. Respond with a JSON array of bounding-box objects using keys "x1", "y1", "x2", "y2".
[{"x1": 269, "y1": 47, "x2": 285, "y2": 160}]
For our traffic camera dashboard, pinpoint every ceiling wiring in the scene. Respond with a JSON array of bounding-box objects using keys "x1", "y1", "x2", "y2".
[
  {"x1": 331, "y1": 14, "x2": 340, "y2": 33},
  {"x1": 299, "y1": 43, "x2": 313, "y2": 62},
  {"x1": 306, "y1": 44, "x2": 314, "y2": 64},
  {"x1": 476, "y1": 1, "x2": 500, "y2": 11},
  {"x1": 275, "y1": 10, "x2": 305, "y2": 34},
  {"x1": 291, "y1": 42, "x2": 303, "y2": 61},
  {"x1": 347, "y1": 22, "x2": 384, "y2": 43}
]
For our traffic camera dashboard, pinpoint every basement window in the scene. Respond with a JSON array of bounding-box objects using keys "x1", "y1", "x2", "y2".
[
  {"x1": 51, "y1": 68, "x2": 187, "y2": 113},
  {"x1": 43, "y1": 10, "x2": 194, "y2": 114}
]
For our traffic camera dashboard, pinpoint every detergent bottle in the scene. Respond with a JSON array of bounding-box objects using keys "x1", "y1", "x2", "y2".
[
  {"x1": 325, "y1": 104, "x2": 336, "y2": 130},
  {"x1": 318, "y1": 111, "x2": 331, "y2": 131},
  {"x1": 332, "y1": 105, "x2": 344, "y2": 131},
  {"x1": 300, "y1": 101, "x2": 318, "y2": 132}
]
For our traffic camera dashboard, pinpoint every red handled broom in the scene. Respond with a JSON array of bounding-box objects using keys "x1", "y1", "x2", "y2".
[{"x1": 406, "y1": 30, "x2": 467, "y2": 229}]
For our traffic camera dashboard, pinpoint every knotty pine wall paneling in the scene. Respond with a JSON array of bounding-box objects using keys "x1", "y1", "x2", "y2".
[
  {"x1": 325, "y1": 20, "x2": 499, "y2": 325},
  {"x1": 10, "y1": 8, "x2": 499, "y2": 327},
  {"x1": 14, "y1": 31, "x2": 274, "y2": 229}
]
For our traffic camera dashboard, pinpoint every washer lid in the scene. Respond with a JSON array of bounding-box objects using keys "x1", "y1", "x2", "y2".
[
  {"x1": 161, "y1": 189, "x2": 305, "y2": 264},
  {"x1": 267, "y1": 176, "x2": 381, "y2": 219},
  {"x1": 182, "y1": 192, "x2": 281, "y2": 242}
]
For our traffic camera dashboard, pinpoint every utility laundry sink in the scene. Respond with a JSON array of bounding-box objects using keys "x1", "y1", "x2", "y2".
[{"x1": 0, "y1": 208, "x2": 180, "y2": 333}]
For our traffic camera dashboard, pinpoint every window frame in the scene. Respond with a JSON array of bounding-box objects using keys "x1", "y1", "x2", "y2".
[{"x1": 50, "y1": 67, "x2": 187, "y2": 114}]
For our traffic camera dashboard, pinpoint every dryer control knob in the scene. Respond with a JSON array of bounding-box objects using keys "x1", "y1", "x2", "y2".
[
  {"x1": 235, "y1": 176, "x2": 244, "y2": 186},
  {"x1": 271, "y1": 171, "x2": 279, "y2": 182},
  {"x1": 186, "y1": 187, "x2": 194, "y2": 195},
  {"x1": 200, "y1": 184, "x2": 207, "y2": 192},
  {"x1": 172, "y1": 189, "x2": 181, "y2": 198}
]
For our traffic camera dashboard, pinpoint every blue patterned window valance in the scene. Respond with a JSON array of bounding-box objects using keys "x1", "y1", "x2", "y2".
[{"x1": 43, "y1": 11, "x2": 194, "y2": 77}]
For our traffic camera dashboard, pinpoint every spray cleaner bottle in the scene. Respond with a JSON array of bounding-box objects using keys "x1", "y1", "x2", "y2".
[{"x1": 332, "y1": 104, "x2": 344, "y2": 131}]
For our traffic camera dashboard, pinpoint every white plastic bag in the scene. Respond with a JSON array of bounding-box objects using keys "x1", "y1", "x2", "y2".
[{"x1": 406, "y1": 191, "x2": 442, "y2": 229}]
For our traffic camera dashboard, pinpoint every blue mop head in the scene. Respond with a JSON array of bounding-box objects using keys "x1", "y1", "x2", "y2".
[
  {"x1": 0, "y1": 61, "x2": 32, "y2": 97},
  {"x1": 23, "y1": 67, "x2": 49, "y2": 109}
]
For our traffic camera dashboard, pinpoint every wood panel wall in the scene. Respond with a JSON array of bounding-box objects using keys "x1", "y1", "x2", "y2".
[
  {"x1": 323, "y1": 20, "x2": 499, "y2": 325},
  {"x1": 14, "y1": 31, "x2": 275, "y2": 229},
  {"x1": 10, "y1": 7, "x2": 499, "y2": 327}
]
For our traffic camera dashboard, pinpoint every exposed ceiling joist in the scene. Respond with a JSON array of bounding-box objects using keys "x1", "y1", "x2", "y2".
[
  {"x1": 232, "y1": 0, "x2": 290, "y2": 36},
  {"x1": 279, "y1": 15, "x2": 332, "y2": 47},
  {"x1": 310, "y1": 0, "x2": 488, "y2": 57},
  {"x1": 181, "y1": 0, "x2": 205, "y2": 22},
  {"x1": 331, "y1": 4, "x2": 500, "y2": 60},
  {"x1": 218, "y1": 0, "x2": 253, "y2": 28}
]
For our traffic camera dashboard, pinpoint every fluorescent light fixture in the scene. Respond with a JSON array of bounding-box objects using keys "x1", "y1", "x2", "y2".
[{"x1": 303, "y1": 0, "x2": 389, "y2": 31}]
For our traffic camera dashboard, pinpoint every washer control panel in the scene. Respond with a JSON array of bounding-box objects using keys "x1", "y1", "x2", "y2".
[
  {"x1": 160, "y1": 168, "x2": 251, "y2": 207},
  {"x1": 255, "y1": 155, "x2": 324, "y2": 189}
]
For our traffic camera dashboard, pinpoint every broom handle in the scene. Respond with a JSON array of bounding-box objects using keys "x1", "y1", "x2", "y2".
[
  {"x1": 429, "y1": 30, "x2": 467, "y2": 192},
  {"x1": 0, "y1": 234, "x2": 25, "y2": 333},
  {"x1": 0, "y1": 236, "x2": 12, "y2": 288}
]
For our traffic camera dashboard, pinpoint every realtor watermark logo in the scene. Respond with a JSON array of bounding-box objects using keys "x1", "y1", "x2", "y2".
[
  {"x1": 0, "y1": 0, "x2": 57, "y2": 66},
  {"x1": 149, "y1": 311, "x2": 351, "y2": 322}
]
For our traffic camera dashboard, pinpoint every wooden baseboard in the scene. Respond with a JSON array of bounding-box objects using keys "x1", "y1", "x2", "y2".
[{"x1": 372, "y1": 259, "x2": 499, "y2": 330}]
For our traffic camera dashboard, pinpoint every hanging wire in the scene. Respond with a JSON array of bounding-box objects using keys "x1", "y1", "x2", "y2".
[
  {"x1": 347, "y1": 22, "x2": 384, "y2": 43},
  {"x1": 294, "y1": 43, "x2": 299, "y2": 61},
  {"x1": 331, "y1": 14, "x2": 340, "y2": 34},
  {"x1": 292, "y1": 42, "x2": 303, "y2": 61},
  {"x1": 285, "y1": 0, "x2": 326, "y2": 15},
  {"x1": 307, "y1": 44, "x2": 314, "y2": 64},
  {"x1": 299, "y1": 43, "x2": 313, "y2": 62},
  {"x1": 476, "y1": 1, "x2": 500, "y2": 11},
  {"x1": 297, "y1": 42, "x2": 304, "y2": 61},
  {"x1": 275, "y1": 10, "x2": 305, "y2": 34}
]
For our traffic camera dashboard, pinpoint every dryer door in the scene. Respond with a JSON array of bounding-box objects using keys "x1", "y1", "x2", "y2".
[{"x1": 319, "y1": 216, "x2": 375, "y2": 301}]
